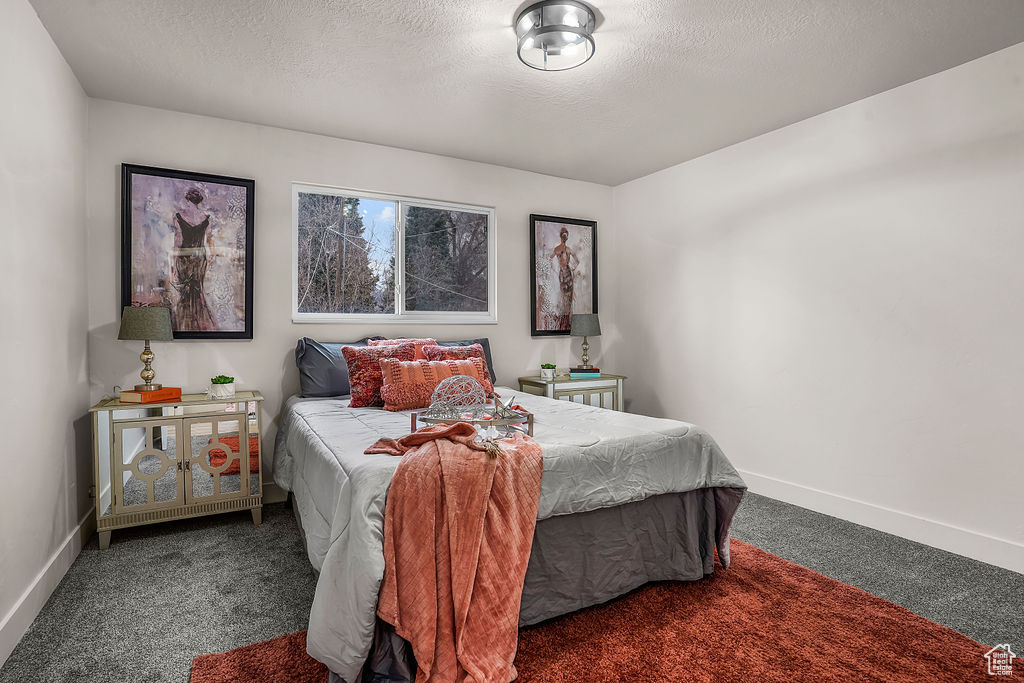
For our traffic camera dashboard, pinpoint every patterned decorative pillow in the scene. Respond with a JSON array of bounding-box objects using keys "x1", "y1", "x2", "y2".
[
  {"x1": 422, "y1": 344, "x2": 491, "y2": 381},
  {"x1": 380, "y1": 357, "x2": 493, "y2": 411},
  {"x1": 368, "y1": 337, "x2": 437, "y2": 360},
  {"x1": 342, "y1": 342, "x2": 417, "y2": 408},
  {"x1": 437, "y1": 338, "x2": 496, "y2": 383}
]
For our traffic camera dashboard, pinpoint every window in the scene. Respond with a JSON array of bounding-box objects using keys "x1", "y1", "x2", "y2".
[{"x1": 292, "y1": 184, "x2": 496, "y2": 323}]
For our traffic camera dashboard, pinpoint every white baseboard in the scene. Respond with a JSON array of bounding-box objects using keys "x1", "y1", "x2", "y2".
[
  {"x1": 0, "y1": 508, "x2": 95, "y2": 667},
  {"x1": 738, "y1": 469, "x2": 1024, "y2": 575}
]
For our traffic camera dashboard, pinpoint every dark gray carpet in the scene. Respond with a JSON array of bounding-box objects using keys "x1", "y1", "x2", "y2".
[
  {"x1": 732, "y1": 492, "x2": 1024, "y2": 649},
  {"x1": 0, "y1": 503, "x2": 316, "y2": 683},
  {"x1": 2, "y1": 493, "x2": 1021, "y2": 682}
]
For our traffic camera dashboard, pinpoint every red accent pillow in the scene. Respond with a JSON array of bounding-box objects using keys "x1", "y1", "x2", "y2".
[
  {"x1": 207, "y1": 436, "x2": 260, "y2": 475},
  {"x1": 368, "y1": 338, "x2": 437, "y2": 360},
  {"x1": 380, "y1": 357, "x2": 493, "y2": 411},
  {"x1": 342, "y1": 342, "x2": 416, "y2": 407}
]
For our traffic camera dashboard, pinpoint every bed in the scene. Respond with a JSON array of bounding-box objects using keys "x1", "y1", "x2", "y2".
[{"x1": 273, "y1": 387, "x2": 746, "y2": 682}]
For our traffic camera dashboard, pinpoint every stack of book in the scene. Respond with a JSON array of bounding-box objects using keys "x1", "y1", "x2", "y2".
[{"x1": 569, "y1": 367, "x2": 601, "y2": 379}]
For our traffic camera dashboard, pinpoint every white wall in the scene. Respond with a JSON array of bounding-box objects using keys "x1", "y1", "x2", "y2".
[
  {"x1": 85, "y1": 100, "x2": 615, "y2": 478},
  {"x1": 0, "y1": 0, "x2": 90, "y2": 664},
  {"x1": 610, "y1": 42, "x2": 1024, "y2": 572}
]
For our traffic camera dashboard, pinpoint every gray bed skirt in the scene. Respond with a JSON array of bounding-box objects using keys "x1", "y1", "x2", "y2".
[{"x1": 333, "y1": 486, "x2": 744, "y2": 683}]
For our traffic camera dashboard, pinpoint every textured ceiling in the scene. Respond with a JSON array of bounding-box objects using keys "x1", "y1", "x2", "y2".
[{"x1": 30, "y1": 0, "x2": 1024, "y2": 185}]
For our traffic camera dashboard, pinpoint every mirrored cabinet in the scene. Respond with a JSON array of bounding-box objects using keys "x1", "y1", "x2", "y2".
[
  {"x1": 518, "y1": 374, "x2": 626, "y2": 411},
  {"x1": 90, "y1": 391, "x2": 264, "y2": 549}
]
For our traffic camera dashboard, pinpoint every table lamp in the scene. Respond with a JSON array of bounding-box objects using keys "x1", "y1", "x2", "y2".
[
  {"x1": 118, "y1": 306, "x2": 173, "y2": 391},
  {"x1": 570, "y1": 313, "x2": 601, "y2": 369}
]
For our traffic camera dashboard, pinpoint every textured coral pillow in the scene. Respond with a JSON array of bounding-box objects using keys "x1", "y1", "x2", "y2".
[
  {"x1": 368, "y1": 338, "x2": 437, "y2": 360},
  {"x1": 421, "y1": 343, "x2": 491, "y2": 383},
  {"x1": 342, "y1": 342, "x2": 416, "y2": 408},
  {"x1": 380, "y1": 357, "x2": 493, "y2": 411}
]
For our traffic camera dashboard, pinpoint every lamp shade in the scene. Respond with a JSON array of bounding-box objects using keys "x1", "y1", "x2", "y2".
[
  {"x1": 570, "y1": 313, "x2": 601, "y2": 337},
  {"x1": 118, "y1": 306, "x2": 173, "y2": 341}
]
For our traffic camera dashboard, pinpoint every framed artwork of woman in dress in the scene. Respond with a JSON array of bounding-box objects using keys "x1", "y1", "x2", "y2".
[
  {"x1": 121, "y1": 164, "x2": 254, "y2": 339},
  {"x1": 530, "y1": 214, "x2": 597, "y2": 336}
]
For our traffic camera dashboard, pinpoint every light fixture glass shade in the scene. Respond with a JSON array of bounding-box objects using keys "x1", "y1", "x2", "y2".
[{"x1": 516, "y1": 0, "x2": 596, "y2": 71}]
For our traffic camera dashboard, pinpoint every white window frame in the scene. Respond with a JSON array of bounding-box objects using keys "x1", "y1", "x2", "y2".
[{"x1": 292, "y1": 183, "x2": 497, "y2": 324}]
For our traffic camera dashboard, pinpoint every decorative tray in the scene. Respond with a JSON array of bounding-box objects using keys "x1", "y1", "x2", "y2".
[{"x1": 410, "y1": 399, "x2": 534, "y2": 437}]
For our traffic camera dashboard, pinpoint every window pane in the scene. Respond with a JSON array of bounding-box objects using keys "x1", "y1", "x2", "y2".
[
  {"x1": 403, "y1": 206, "x2": 488, "y2": 312},
  {"x1": 296, "y1": 192, "x2": 396, "y2": 314}
]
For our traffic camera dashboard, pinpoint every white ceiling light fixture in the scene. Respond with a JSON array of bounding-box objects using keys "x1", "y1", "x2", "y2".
[{"x1": 515, "y1": 0, "x2": 597, "y2": 71}]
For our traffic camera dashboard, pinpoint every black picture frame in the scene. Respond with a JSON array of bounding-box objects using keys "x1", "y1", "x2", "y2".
[
  {"x1": 121, "y1": 163, "x2": 255, "y2": 339},
  {"x1": 530, "y1": 214, "x2": 598, "y2": 336}
]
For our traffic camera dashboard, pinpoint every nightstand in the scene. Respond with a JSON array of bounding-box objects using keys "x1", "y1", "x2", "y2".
[
  {"x1": 89, "y1": 391, "x2": 264, "y2": 549},
  {"x1": 518, "y1": 374, "x2": 626, "y2": 411}
]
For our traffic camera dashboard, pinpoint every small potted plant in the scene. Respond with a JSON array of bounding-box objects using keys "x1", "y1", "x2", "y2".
[
  {"x1": 540, "y1": 363, "x2": 556, "y2": 381},
  {"x1": 210, "y1": 374, "x2": 236, "y2": 399}
]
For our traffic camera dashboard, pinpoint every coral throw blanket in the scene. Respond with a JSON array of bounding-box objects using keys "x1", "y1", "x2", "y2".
[{"x1": 366, "y1": 423, "x2": 544, "y2": 683}]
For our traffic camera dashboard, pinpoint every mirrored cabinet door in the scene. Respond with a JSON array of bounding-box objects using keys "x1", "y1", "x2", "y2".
[
  {"x1": 184, "y1": 414, "x2": 257, "y2": 501},
  {"x1": 112, "y1": 419, "x2": 184, "y2": 512}
]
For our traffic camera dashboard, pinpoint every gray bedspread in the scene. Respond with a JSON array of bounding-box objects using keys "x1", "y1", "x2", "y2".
[{"x1": 273, "y1": 388, "x2": 746, "y2": 681}]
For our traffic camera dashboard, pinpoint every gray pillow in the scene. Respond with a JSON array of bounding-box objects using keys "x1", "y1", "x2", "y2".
[
  {"x1": 437, "y1": 338, "x2": 496, "y2": 384},
  {"x1": 294, "y1": 336, "x2": 384, "y2": 397}
]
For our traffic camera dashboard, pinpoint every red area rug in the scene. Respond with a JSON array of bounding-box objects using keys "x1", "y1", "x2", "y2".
[
  {"x1": 190, "y1": 540, "x2": 991, "y2": 682},
  {"x1": 192, "y1": 631, "x2": 326, "y2": 682},
  {"x1": 207, "y1": 436, "x2": 260, "y2": 475}
]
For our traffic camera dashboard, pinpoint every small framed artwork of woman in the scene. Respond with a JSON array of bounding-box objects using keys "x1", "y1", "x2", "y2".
[
  {"x1": 530, "y1": 214, "x2": 597, "y2": 336},
  {"x1": 121, "y1": 164, "x2": 255, "y2": 339}
]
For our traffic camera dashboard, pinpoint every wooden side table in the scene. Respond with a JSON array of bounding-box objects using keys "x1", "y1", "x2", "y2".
[
  {"x1": 518, "y1": 374, "x2": 626, "y2": 411},
  {"x1": 89, "y1": 390, "x2": 264, "y2": 549}
]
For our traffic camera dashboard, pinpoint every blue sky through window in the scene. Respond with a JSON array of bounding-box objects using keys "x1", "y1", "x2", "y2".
[{"x1": 358, "y1": 199, "x2": 396, "y2": 279}]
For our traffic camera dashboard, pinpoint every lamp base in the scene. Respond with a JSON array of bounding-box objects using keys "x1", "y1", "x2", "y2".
[{"x1": 134, "y1": 383, "x2": 163, "y2": 392}]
